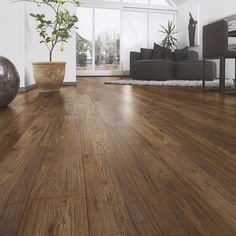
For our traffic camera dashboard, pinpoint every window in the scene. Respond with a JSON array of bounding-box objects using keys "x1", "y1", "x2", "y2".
[
  {"x1": 77, "y1": 1, "x2": 177, "y2": 75},
  {"x1": 148, "y1": 12, "x2": 175, "y2": 47},
  {"x1": 122, "y1": 10, "x2": 148, "y2": 70},
  {"x1": 95, "y1": 9, "x2": 120, "y2": 70},
  {"x1": 76, "y1": 8, "x2": 93, "y2": 70},
  {"x1": 81, "y1": 0, "x2": 172, "y2": 5}
]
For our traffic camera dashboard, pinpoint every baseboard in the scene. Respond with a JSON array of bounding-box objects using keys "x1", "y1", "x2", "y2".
[
  {"x1": 19, "y1": 81, "x2": 77, "y2": 92},
  {"x1": 76, "y1": 70, "x2": 130, "y2": 77},
  {"x1": 63, "y1": 81, "x2": 77, "y2": 86},
  {"x1": 19, "y1": 84, "x2": 37, "y2": 92}
]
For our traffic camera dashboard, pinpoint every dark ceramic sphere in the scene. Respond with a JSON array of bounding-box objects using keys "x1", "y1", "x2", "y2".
[{"x1": 0, "y1": 56, "x2": 20, "y2": 107}]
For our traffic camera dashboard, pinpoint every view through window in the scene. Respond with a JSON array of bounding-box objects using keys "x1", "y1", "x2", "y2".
[
  {"x1": 76, "y1": 8, "x2": 120, "y2": 72},
  {"x1": 76, "y1": 0, "x2": 176, "y2": 75},
  {"x1": 95, "y1": 9, "x2": 120, "y2": 70},
  {"x1": 76, "y1": 8, "x2": 92, "y2": 70}
]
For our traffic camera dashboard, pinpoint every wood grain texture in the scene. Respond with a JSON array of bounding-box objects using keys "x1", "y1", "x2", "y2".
[
  {"x1": 0, "y1": 76, "x2": 236, "y2": 235},
  {"x1": 17, "y1": 196, "x2": 88, "y2": 236}
]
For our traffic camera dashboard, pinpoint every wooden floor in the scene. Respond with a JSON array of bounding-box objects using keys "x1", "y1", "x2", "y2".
[{"x1": 0, "y1": 77, "x2": 236, "y2": 236}]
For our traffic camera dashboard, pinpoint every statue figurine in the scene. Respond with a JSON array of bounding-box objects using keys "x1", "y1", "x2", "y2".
[{"x1": 188, "y1": 12, "x2": 198, "y2": 47}]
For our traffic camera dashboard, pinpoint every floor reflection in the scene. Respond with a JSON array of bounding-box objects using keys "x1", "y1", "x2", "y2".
[{"x1": 121, "y1": 86, "x2": 134, "y2": 120}]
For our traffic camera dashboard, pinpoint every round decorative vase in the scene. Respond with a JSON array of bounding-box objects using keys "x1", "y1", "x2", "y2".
[
  {"x1": 32, "y1": 62, "x2": 66, "y2": 92},
  {"x1": 0, "y1": 56, "x2": 20, "y2": 108}
]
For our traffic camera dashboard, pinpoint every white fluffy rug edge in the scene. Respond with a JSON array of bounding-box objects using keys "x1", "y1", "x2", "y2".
[{"x1": 104, "y1": 79, "x2": 235, "y2": 88}]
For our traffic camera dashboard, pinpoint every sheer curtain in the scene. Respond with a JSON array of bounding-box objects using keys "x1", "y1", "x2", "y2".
[
  {"x1": 122, "y1": 10, "x2": 148, "y2": 71},
  {"x1": 122, "y1": 9, "x2": 175, "y2": 71}
]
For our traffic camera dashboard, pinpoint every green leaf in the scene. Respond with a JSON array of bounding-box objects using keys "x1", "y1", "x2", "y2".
[
  {"x1": 29, "y1": 13, "x2": 36, "y2": 17},
  {"x1": 159, "y1": 20, "x2": 179, "y2": 50},
  {"x1": 17, "y1": 0, "x2": 80, "y2": 60}
]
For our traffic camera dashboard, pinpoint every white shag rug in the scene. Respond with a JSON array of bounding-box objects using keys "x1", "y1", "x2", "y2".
[{"x1": 105, "y1": 79, "x2": 235, "y2": 88}]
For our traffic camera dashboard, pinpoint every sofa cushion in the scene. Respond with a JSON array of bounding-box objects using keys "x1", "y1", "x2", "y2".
[
  {"x1": 163, "y1": 50, "x2": 174, "y2": 61},
  {"x1": 141, "y1": 48, "x2": 153, "y2": 60},
  {"x1": 187, "y1": 50, "x2": 199, "y2": 60},
  {"x1": 177, "y1": 60, "x2": 216, "y2": 81},
  {"x1": 132, "y1": 60, "x2": 176, "y2": 80},
  {"x1": 174, "y1": 47, "x2": 189, "y2": 61}
]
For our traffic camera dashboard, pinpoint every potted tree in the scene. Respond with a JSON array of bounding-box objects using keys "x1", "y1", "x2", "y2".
[
  {"x1": 14, "y1": 0, "x2": 79, "y2": 92},
  {"x1": 160, "y1": 20, "x2": 178, "y2": 51}
]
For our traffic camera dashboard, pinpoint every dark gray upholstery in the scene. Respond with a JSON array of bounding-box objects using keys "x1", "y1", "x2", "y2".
[
  {"x1": 130, "y1": 51, "x2": 141, "y2": 76},
  {"x1": 202, "y1": 19, "x2": 236, "y2": 95},
  {"x1": 177, "y1": 61, "x2": 216, "y2": 81},
  {"x1": 187, "y1": 50, "x2": 199, "y2": 60},
  {"x1": 152, "y1": 43, "x2": 174, "y2": 60},
  {"x1": 203, "y1": 20, "x2": 236, "y2": 58},
  {"x1": 133, "y1": 60, "x2": 176, "y2": 81},
  {"x1": 203, "y1": 20, "x2": 228, "y2": 58},
  {"x1": 174, "y1": 47, "x2": 189, "y2": 61},
  {"x1": 141, "y1": 48, "x2": 153, "y2": 60},
  {"x1": 130, "y1": 47, "x2": 216, "y2": 81}
]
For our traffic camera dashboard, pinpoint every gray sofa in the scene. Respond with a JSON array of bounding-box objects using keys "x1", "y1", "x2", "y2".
[{"x1": 130, "y1": 47, "x2": 216, "y2": 81}]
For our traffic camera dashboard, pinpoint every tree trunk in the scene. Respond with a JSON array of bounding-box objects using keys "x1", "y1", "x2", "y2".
[{"x1": 49, "y1": 50, "x2": 53, "y2": 62}]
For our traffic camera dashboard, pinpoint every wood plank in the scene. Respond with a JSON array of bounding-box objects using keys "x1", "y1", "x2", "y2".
[
  {"x1": 16, "y1": 196, "x2": 88, "y2": 236},
  {"x1": 29, "y1": 116, "x2": 86, "y2": 199},
  {"x1": 109, "y1": 127, "x2": 236, "y2": 235},
  {"x1": 0, "y1": 94, "x2": 65, "y2": 235},
  {"x1": 0, "y1": 77, "x2": 236, "y2": 235},
  {"x1": 83, "y1": 153, "x2": 163, "y2": 236},
  {"x1": 77, "y1": 94, "x2": 116, "y2": 155},
  {"x1": 0, "y1": 147, "x2": 46, "y2": 236},
  {"x1": 0, "y1": 89, "x2": 39, "y2": 128}
]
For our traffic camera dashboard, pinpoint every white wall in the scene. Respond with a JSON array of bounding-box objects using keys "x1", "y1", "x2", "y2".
[
  {"x1": 179, "y1": 0, "x2": 236, "y2": 79},
  {"x1": 178, "y1": 0, "x2": 197, "y2": 48},
  {"x1": 0, "y1": 1, "x2": 25, "y2": 88},
  {"x1": 0, "y1": 2, "x2": 76, "y2": 89}
]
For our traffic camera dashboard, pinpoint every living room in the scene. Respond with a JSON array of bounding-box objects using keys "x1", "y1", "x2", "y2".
[{"x1": 0, "y1": 0, "x2": 236, "y2": 235}]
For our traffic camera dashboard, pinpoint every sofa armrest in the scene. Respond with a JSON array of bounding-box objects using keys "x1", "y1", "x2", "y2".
[
  {"x1": 187, "y1": 50, "x2": 199, "y2": 60},
  {"x1": 130, "y1": 51, "x2": 141, "y2": 77}
]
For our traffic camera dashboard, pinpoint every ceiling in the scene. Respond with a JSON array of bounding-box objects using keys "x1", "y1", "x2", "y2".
[{"x1": 172, "y1": 0, "x2": 188, "y2": 6}]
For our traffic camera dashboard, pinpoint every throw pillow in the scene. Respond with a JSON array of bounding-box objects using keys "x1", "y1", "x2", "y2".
[
  {"x1": 141, "y1": 48, "x2": 153, "y2": 60},
  {"x1": 162, "y1": 49, "x2": 174, "y2": 61},
  {"x1": 174, "y1": 47, "x2": 189, "y2": 61},
  {"x1": 151, "y1": 43, "x2": 174, "y2": 61},
  {"x1": 151, "y1": 43, "x2": 163, "y2": 60}
]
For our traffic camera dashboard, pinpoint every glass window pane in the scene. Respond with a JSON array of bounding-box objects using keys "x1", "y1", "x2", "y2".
[
  {"x1": 122, "y1": 10, "x2": 148, "y2": 70},
  {"x1": 148, "y1": 12, "x2": 175, "y2": 48},
  {"x1": 76, "y1": 8, "x2": 93, "y2": 70},
  {"x1": 95, "y1": 9, "x2": 120, "y2": 70}
]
